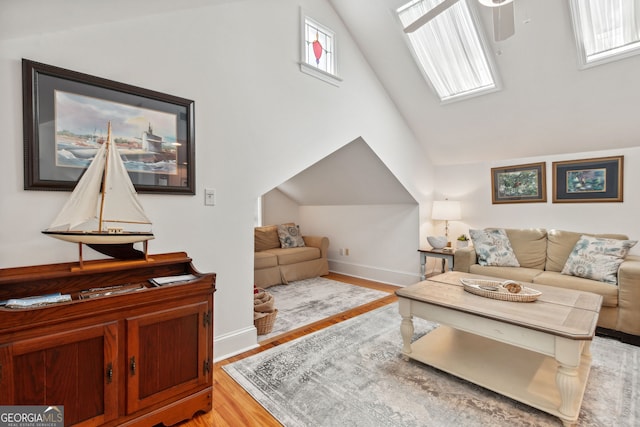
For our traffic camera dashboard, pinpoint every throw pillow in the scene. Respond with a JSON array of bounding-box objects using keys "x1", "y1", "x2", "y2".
[
  {"x1": 469, "y1": 228, "x2": 520, "y2": 267},
  {"x1": 277, "y1": 224, "x2": 306, "y2": 248},
  {"x1": 561, "y1": 235, "x2": 637, "y2": 285}
]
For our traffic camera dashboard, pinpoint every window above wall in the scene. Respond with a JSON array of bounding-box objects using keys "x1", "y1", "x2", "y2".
[
  {"x1": 397, "y1": 0, "x2": 500, "y2": 103},
  {"x1": 300, "y1": 13, "x2": 342, "y2": 86},
  {"x1": 569, "y1": 0, "x2": 640, "y2": 68}
]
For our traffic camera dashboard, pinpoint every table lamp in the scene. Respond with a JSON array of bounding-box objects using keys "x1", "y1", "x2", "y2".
[{"x1": 431, "y1": 200, "x2": 461, "y2": 245}]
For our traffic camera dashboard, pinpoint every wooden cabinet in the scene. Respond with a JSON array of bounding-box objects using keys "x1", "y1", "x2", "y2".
[
  {"x1": 0, "y1": 323, "x2": 119, "y2": 426},
  {"x1": 0, "y1": 252, "x2": 215, "y2": 427}
]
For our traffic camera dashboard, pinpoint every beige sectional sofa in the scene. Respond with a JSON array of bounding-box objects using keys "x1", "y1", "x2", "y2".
[
  {"x1": 254, "y1": 224, "x2": 329, "y2": 288},
  {"x1": 454, "y1": 228, "x2": 640, "y2": 343}
]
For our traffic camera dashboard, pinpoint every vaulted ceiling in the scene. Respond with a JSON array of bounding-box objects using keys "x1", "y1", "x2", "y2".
[
  {"x1": 330, "y1": 0, "x2": 640, "y2": 165},
  {"x1": 5, "y1": 0, "x2": 639, "y2": 170},
  {"x1": 277, "y1": 138, "x2": 417, "y2": 205}
]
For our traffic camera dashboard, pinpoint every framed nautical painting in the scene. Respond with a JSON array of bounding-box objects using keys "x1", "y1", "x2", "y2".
[
  {"x1": 22, "y1": 59, "x2": 195, "y2": 194},
  {"x1": 490, "y1": 162, "x2": 547, "y2": 204},
  {"x1": 552, "y1": 156, "x2": 623, "y2": 203}
]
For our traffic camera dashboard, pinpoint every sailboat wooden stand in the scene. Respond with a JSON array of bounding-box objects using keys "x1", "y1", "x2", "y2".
[
  {"x1": 43, "y1": 122, "x2": 155, "y2": 270},
  {"x1": 73, "y1": 240, "x2": 153, "y2": 271}
]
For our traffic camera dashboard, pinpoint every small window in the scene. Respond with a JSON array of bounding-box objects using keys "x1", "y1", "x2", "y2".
[
  {"x1": 397, "y1": 0, "x2": 499, "y2": 103},
  {"x1": 300, "y1": 13, "x2": 342, "y2": 86},
  {"x1": 569, "y1": 0, "x2": 640, "y2": 68}
]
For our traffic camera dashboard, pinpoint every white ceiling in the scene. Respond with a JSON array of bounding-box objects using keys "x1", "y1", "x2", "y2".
[
  {"x1": 5, "y1": 0, "x2": 640, "y2": 203},
  {"x1": 277, "y1": 138, "x2": 417, "y2": 205},
  {"x1": 0, "y1": 0, "x2": 223, "y2": 41},
  {"x1": 329, "y1": 0, "x2": 640, "y2": 165}
]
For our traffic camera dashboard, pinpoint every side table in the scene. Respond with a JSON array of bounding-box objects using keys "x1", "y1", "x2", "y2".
[{"x1": 418, "y1": 248, "x2": 454, "y2": 280}]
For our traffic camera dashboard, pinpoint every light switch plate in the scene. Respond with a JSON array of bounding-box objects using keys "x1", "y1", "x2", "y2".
[{"x1": 204, "y1": 188, "x2": 216, "y2": 206}]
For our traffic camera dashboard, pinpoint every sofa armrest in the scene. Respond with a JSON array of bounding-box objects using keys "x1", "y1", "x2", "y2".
[
  {"x1": 617, "y1": 255, "x2": 640, "y2": 335},
  {"x1": 453, "y1": 246, "x2": 477, "y2": 273},
  {"x1": 303, "y1": 236, "x2": 329, "y2": 258}
]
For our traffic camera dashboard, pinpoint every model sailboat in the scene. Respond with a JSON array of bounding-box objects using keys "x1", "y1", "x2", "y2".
[{"x1": 43, "y1": 122, "x2": 154, "y2": 264}]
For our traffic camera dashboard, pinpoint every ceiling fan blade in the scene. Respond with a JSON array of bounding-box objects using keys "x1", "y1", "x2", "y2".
[
  {"x1": 404, "y1": 0, "x2": 460, "y2": 33},
  {"x1": 493, "y1": 2, "x2": 515, "y2": 41}
]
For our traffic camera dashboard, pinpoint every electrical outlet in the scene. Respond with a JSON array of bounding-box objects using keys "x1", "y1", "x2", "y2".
[
  {"x1": 339, "y1": 248, "x2": 344, "y2": 256},
  {"x1": 204, "y1": 188, "x2": 216, "y2": 206},
  {"x1": 345, "y1": 248, "x2": 350, "y2": 256}
]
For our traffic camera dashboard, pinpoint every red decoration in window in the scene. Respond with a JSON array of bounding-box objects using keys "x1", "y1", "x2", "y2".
[{"x1": 312, "y1": 33, "x2": 323, "y2": 65}]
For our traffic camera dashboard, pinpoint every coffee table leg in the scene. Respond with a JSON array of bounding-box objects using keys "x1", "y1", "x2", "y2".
[
  {"x1": 398, "y1": 298, "x2": 414, "y2": 360},
  {"x1": 555, "y1": 338, "x2": 582, "y2": 426}
]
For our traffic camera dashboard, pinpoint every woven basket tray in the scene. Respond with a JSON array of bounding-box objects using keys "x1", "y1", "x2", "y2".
[
  {"x1": 255, "y1": 309, "x2": 278, "y2": 335},
  {"x1": 460, "y1": 278, "x2": 541, "y2": 303}
]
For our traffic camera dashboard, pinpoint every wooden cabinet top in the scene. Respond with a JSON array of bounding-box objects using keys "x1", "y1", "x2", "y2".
[{"x1": 0, "y1": 252, "x2": 216, "y2": 338}]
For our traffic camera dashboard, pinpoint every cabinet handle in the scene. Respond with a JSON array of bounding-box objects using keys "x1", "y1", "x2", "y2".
[
  {"x1": 106, "y1": 363, "x2": 113, "y2": 383},
  {"x1": 130, "y1": 356, "x2": 136, "y2": 376}
]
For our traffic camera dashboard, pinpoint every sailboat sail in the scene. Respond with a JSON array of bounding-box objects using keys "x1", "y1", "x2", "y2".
[
  {"x1": 48, "y1": 141, "x2": 106, "y2": 231},
  {"x1": 43, "y1": 122, "x2": 153, "y2": 245},
  {"x1": 101, "y1": 130, "x2": 152, "y2": 228}
]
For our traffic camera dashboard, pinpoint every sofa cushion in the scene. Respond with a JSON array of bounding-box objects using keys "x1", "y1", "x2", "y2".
[
  {"x1": 255, "y1": 225, "x2": 281, "y2": 252},
  {"x1": 533, "y1": 271, "x2": 619, "y2": 307},
  {"x1": 504, "y1": 228, "x2": 547, "y2": 270},
  {"x1": 264, "y1": 247, "x2": 320, "y2": 265},
  {"x1": 561, "y1": 235, "x2": 637, "y2": 285},
  {"x1": 469, "y1": 228, "x2": 520, "y2": 267},
  {"x1": 254, "y1": 251, "x2": 278, "y2": 269},
  {"x1": 469, "y1": 265, "x2": 542, "y2": 283},
  {"x1": 546, "y1": 229, "x2": 630, "y2": 272},
  {"x1": 277, "y1": 224, "x2": 306, "y2": 248}
]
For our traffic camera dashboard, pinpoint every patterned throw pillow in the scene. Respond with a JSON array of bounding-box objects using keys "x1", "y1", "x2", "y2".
[
  {"x1": 469, "y1": 228, "x2": 520, "y2": 267},
  {"x1": 561, "y1": 235, "x2": 637, "y2": 285},
  {"x1": 277, "y1": 224, "x2": 306, "y2": 248}
]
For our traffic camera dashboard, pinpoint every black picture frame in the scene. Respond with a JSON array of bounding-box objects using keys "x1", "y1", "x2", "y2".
[
  {"x1": 552, "y1": 156, "x2": 623, "y2": 203},
  {"x1": 22, "y1": 59, "x2": 195, "y2": 194},
  {"x1": 491, "y1": 162, "x2": 547, "y2": 204}
]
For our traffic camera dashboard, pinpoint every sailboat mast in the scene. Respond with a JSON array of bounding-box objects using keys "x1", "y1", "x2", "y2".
[{"x1": 98, "y1": 122, "x2": 111, "y2": 232}]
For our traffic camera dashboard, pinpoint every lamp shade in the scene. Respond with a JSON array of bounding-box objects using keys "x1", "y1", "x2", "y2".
[{"x1": 431, "y1": 200, "x2": 461, "y2": 221}]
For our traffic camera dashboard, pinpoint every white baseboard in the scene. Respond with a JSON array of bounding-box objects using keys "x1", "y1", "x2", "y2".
[
  {"x1": 214, "y1": 325, "x2": 259, "y2": 362},
  {"x1": 328, "y1": 259, "x2": 419, "y2": 286}
]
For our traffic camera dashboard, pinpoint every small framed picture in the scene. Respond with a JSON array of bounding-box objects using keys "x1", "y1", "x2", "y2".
[
  {"x1": 552, "y1": 156, "x2": 623, "y2": 203},
  {"x1": 491, "y1": 162, "x2": 547, "y2": 204}
]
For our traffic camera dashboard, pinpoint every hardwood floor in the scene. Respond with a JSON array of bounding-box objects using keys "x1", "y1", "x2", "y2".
[{"x1": 177, "y1": 273, "x2": 400, "y2": 427}]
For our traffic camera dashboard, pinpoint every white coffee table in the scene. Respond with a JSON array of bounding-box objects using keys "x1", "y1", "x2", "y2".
[{"x1": 396, "y1": 272, "x2": 602, "y2": 427}]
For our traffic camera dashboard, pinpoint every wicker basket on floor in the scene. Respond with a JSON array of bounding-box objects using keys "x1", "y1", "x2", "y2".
[{"x1": 255, "y1": 309, "x2": 278, "y2": 335}]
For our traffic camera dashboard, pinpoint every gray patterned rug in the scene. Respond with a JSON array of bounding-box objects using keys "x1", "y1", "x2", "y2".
[
  {"x1": 225, "y1": 303, "x2": 640, "y2": 426},
  {"x1": 258, "y1": 277, "x2": 390, "y2": 340}
]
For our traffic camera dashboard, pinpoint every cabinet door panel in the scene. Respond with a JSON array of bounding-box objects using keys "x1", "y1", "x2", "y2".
[
  {"x1": 127, "y1": 301, "x2": 209, "y2": 413},
  {"x1": 10, "y1": 323, "x2": 118, "y2": 426}
]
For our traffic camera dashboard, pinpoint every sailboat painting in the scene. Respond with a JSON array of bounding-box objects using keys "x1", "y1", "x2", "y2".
[{"x1": 43, "y1": 122, "x2": 154, "y2": 262}]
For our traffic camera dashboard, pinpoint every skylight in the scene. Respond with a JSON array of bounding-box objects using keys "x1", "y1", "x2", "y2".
[
  {"x1": 569, "y1": 0, "x2": 640, "y2": 68},
  {"x1": 397, "y1": 0, "x2": 499, "y2": 103}
]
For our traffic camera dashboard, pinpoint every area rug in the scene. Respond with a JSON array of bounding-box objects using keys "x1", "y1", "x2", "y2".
[
  {"x1": 225, "y1": 303, "x2": 639, "y2": 426},
  {"x1": 258, "y1": 277, "x2": 390, "y2": 340}
]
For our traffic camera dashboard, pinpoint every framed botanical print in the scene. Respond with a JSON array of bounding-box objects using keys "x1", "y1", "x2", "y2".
[
  {"x1": 552, "y1": 156, "x2": 623, "y2": 203},
  {"x1": 491, "y1": 162, "x2": 547, "y2": 204}
]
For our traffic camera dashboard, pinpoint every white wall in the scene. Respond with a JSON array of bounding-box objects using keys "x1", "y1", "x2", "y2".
[
  {"x1": 0, "y1": 0, "x2": 433, "y2": 360},
  {"x1": 262, "y1": 189, "x2": 300, "y2": 226},
  {"x1": 433, "y1": 147, "x2": 640, "y2": 255},
  {"x1": 300, "y1": 204, "x2": 421, "y2": 285},
  {"x1": 262, "y1": 189, "x2": 420, "y2": 285}
]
